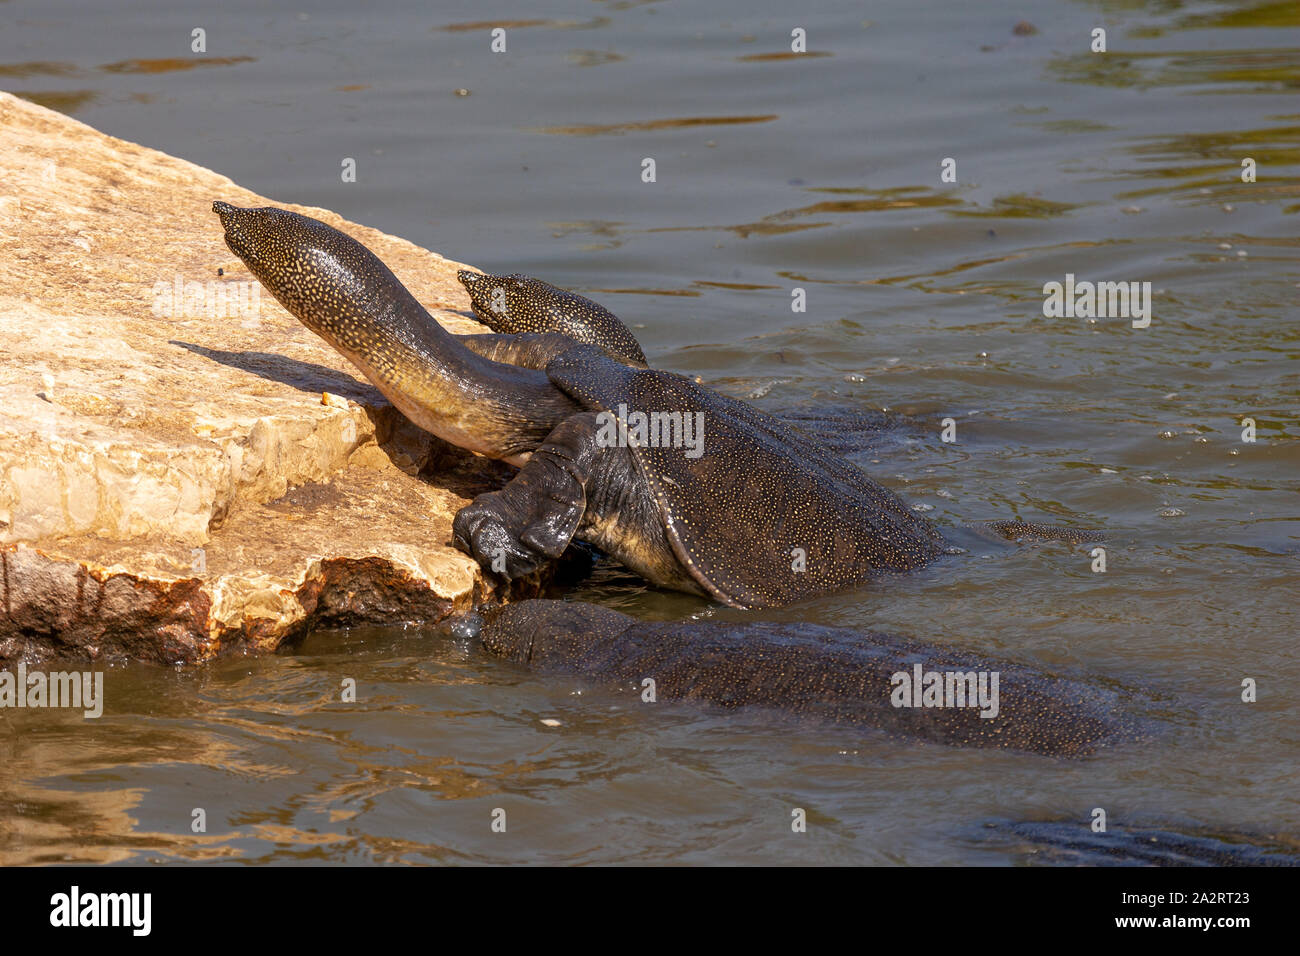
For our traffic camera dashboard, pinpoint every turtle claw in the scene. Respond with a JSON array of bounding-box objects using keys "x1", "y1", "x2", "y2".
[
  {"x1": 452, "y1": 490, "x2": 577, "y2": 581},
  {"x1": 452, "y1": 414, "x2": 597, "y2": 583},
  {"x1": 453, "y1": 498, "x2": 538, "y2": 580}
]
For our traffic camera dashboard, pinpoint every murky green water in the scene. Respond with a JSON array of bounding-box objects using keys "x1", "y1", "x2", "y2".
[{"x1": 1, "y1": 0, "x2": 1297, "y2": 864}]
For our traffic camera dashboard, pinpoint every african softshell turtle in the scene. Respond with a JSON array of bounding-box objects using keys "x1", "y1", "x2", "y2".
[
  {"x1": 213, "y1": 202, "x2": 1093, "y2": 610},
  {"x1": 213, "y1": 202, "x2": 1125, "y2": 755}
]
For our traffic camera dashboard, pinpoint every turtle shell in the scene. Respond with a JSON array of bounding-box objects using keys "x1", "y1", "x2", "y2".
[{"x1": 545, "y1": 346, "x2": 946, "y2": 607}]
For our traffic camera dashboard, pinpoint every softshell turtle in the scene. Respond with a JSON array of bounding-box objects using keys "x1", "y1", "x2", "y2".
[
  {"x1": 457, "y1": 599, "x2": 1142, "y2": 757},
  {"x1": 213, "y1": 202, "x2": 1095, "y2": 609}
]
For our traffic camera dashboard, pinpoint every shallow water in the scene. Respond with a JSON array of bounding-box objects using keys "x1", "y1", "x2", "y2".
[{"x1": 1, "y1": 0, "x2": 1297, "y2": 864}]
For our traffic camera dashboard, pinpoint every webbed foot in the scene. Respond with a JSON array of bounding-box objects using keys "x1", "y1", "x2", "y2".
[
  {"x1": 452, "y1": 413, "x2": 600, "y2": 581},
  {"x1": 452, "y1": 485, "x2": 581, "y2": 580}
]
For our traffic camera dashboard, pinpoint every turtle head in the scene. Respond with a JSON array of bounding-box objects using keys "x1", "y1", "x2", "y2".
[
  {"x1": 477, "y1": 600, "x2": 635, "y2": 669},
  {"x1": 457, "y1": 270, "x2": 648, "y2": 364},
  {"x1": 213, "y1": 201, "x2": 408, "y2": 344},
  {"x1": 457, "y1": 270, "x2": 555, "y2": 326},
  {"x1": 214, "y1": 202, "x2": 321, "y2": 288}
]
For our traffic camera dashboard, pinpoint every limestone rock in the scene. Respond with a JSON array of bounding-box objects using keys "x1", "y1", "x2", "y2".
[{"x1": 0, "y1": 90, "x2": 514, "y2": 665}]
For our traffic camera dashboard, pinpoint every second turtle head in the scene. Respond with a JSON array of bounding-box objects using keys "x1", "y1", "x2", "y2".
[
  {"x1": 457, "y1": 269, "x2": 647, "y2": 365},
  {"x1": 457, "y1": 271, "x2": 558, "y2": 327}
]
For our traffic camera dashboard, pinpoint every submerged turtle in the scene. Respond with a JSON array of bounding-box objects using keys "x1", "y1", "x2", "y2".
[
  {"x1": 213, "y1": 202, "x2": 1095, "y2": 608},
  {"x1": 453, "y1": 599, "x2": 1143, "y2": 757}
]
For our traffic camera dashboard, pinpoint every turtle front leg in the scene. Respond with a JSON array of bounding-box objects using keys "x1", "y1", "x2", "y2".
[{"x1": 452, "y1": 412, "x2": 602, "y2": 580}]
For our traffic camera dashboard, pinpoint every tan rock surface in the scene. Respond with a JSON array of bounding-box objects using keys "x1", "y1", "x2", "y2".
[{"x1": 0, "y1": 90, "x2": 515, "y2": 665}]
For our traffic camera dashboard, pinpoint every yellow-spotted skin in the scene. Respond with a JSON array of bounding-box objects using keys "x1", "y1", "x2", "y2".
[
  {"x1": 216, "y1": 202, "x2": 1098, "y2": 610},
  {"x1": 458, "y1": 271, "x2": 647, "y2": 364},
  {"x1": 213, "y1": 202, "x2": 579, "y2": 464},
  {"x1": 545, "y1": 345, "x2": 947, "y2": 607},
  {"x1": 480, "y1": 601, "x2": 1144, "y2": 757}
]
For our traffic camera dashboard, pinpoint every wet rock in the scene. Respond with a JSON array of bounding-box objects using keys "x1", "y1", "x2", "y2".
[{"x1": 0, "y1": 91, "x2": 513, "y2": 665}]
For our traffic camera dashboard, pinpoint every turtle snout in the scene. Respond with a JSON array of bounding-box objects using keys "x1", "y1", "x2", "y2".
[
  {"x1": 445, "y1": 611, "x2": 485, "y2": 641},
  {"x1": 214, "y1": 203, "x2": 291, "y2": 266},
  {"x1": 212, "y1": 200, "x2": 246, "y2": 231},
  {"x1": 213, "y1": 201, "x2": 253, "y2": 256},
  {"x1": 458, "y1": 270, "x2": 498, "y2": 316},
  {"x1": 457, "y1": 269, "x2": 487, "y2": 291}
]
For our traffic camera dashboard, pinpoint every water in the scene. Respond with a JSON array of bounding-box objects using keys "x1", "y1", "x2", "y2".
[{"x1": 1, "y1": 0, "x2": 1297, "y2": 864}]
